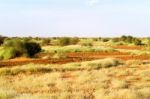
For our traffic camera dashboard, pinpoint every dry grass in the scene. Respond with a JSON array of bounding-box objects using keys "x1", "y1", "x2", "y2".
[
  {"x1": 0, "y1": 58, "x2": 123, "y2": 76},
  {"x1": 0, "y1": 59, "x2": 150, "y2": 99},
  {"x1": 43, "y1": 45, "x2": 116, "y2": 53}
]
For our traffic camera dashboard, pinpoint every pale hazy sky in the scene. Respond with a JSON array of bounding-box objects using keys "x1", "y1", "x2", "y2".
[{"x1": 0, "y1": 0, "x2": 150, "y2": 37}]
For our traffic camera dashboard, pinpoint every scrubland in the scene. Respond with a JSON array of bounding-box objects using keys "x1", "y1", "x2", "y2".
[
  {"x1": 0, "y1": 58, "x2": 150, "y2": 99},
  {"x1": 0, "y1": 36, "x2": 150, "y2": 99}
]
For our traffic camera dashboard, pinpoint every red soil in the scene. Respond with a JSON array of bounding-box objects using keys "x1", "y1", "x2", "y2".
[{"x1": 0, "y1": 51, "x2": 150, "y2": 67}]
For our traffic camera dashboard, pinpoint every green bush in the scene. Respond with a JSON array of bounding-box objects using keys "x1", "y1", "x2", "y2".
[
  {"x1": 24, "y1": 42, "x2": 41, "y2": 57},
  {"x1": 101, "y1": 38, "x2": 109, "y2": 42},
  {"x1": 58, "y1": 37, "x2": 79, "y2": 46},
  {"x1": 0, "y1": 47, "x2": 19, "y2": 60},
  {"x1": 80, "y1": 42, "x2": 93, "y2": 46},
  {"x1": 112, "y1": 38, "x2": 120, "y2": 42},
  {"x1": 147, "y1": 38, "x2": 150, "y2": 46},
  {"x1": 59, "y1": 37, "x2": 70, "y2": 46},
  {"x1": 120, "y1": 35, "x2": 143, "y2": 45},
  {"x1": 133, "y1": 39, "x2": 142, "y2": 45},
  {"x1": 3, "y1": 38, "x2": 25, "y2": 48},
  {"x1": 0, "y1": 39, "x2": 41, "y2": 60},
  {"x1": 0, "y1": 35, "x2": 6, "y2": 45},
  {"x1": 69, "y1": 37, "x2": 79, "y2": 45},
  {"x1": 41, "y1": 39, "x2": 51, "y2": 46}
]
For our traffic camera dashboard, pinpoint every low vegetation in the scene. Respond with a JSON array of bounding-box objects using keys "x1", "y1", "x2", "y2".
[
  {"x1": 0, "y1": 39, "x2": 41, "y2": 60},
  {"x1": 0, "y1": 59, "x2": 150, "y2": 99},
  {"x1": 43, "y1": 45, "x2": 116, "y2": 53},
  {"x1": 0, "y1": 58, "x2": 123, "y2": 75},
  {"x1": 0, "y1": 35, "x2": 150, "y2": 99}
]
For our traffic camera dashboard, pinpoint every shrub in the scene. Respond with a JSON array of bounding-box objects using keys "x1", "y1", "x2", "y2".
[
  {"x1": 137, "y1": 88, "x2": 150, "y2": 99},
  {"x1": 111, "y1": 79, "x2": 128, "y2": 89},
  {"x1": 52, "y1": 53, "x2": 67, "y2": 59},
  {"x1": 58, "y1": 37, "x2": 79, "y2": 46},
  {"x1": 3, "y1": 38, "x2": 24, "y2": 48},
  {"x1": 0, "y1": 39, "x2": 41, "y2": 60},
  {"x1": 59, "y1": 37, "x2": 70, "y2": 46},
  {"x1": 81, "y1": 42, "x2": 93, "y2": 46},
  {"x1": 120, "y1": 35, "x2": 144, "y2": 45},
  {"x1": 0, "y1": 47, "x2": 19, "y2": 60},
  {"x1": 121, "y1": 35, "x2": 127, "y2": 41},
  {"x1": 101, "y1": 38, "x2": 109, "y2": 42},
  {"x1": 133, "y1": 39, "x2": 142, "y2": 45},
  {"x1": 1, "y1": 39, "x2": 28, "y2": 59},
  {"x1": 100, "y1": 58, "x2": 123, "y2": 68},
  {"x1": 81, "y1": 58, "x2": 123, "y2": 69},
  {"x1": 0, "y1": 35, "x2": 6, "y2": 45},
  {"x1": 50, "y1": 39, "x2": 60, "y2": 46},
  {"x1": 69, "y1": 37, "x2": 79, "y2": 45},
  {"x1": 42, "y1": 39, "x2": 51, "y2": 46},
  {"x1": 126, "y1": 36, "x2": 133, "y2": 43},
  {"x1": 112, "y1": 38, "x2": 120, "y2": 42},
  {"x1": 0, "y1": 88, "x2": 16, "y2": 99},
  {"x1": 24, "y1": 42, "x2": 41, "y2": 57},
  {"x1": 125, "y1": 60, "x2": 142, "y2": 65},
  {"x1": 147, "y1": 38, "x2": 150, "y2": 46}
]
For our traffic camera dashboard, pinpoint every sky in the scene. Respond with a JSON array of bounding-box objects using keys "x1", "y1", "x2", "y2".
[{"x1": 0, "y1": 0, "x2": 150, "y2": 37}]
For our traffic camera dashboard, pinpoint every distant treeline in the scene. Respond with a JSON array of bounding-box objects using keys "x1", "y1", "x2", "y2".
[{"x1": 0, "y1": 35, "x2": 150, "y2": 46}]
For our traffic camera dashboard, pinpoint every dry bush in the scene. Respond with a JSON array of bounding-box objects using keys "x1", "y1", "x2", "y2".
[
  {"x1": 81, "y1": 58, "x2": 123, "y2": 69},
  {"x1": 137, "y1": 87, "x2": 150, "y2": 99},
  {"x1": 52, "y1": 53, "x2": 67, "y2": 59},
  {"x1": 94, "y1": 89, "x2": 139, "y2": 99},
  {"x1": 111, "y1": 79, "x2": 128, "y2": 89},
  {"x1": 126, "y1": 60, "x2": 143, "y2": 65},
  {"x1": 0, "y1": 88, "x2": 17, "y2": 99}
]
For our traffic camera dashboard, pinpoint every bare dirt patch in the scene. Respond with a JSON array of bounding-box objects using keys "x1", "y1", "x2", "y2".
[{"x1": 1, "y1": 51, "x2": 150, "y2": 67}]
